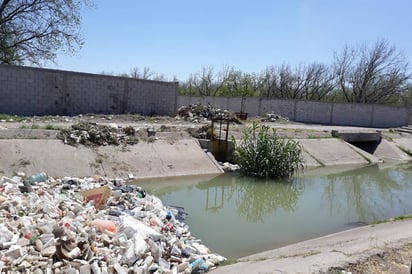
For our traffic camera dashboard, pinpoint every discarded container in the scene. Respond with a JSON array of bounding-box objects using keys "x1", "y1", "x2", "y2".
[
  {"x1": 80, "y1": 186, "x2": 112, "y2": 209},
  {"x1": 28, "y1": 172, "x2": 48, "y2": 184},
  {"x1": 91, "y1": 219, "x2": 117, "y2": 233}
]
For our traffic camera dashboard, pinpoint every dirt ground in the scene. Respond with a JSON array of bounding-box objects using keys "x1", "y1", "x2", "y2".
[
  {"x1": 0, "y1": 114, "x2": 337, "y2": 152},
  {"x1": 323, "y1": 244, "x2": 412, "y2": 274},
  {"x1": 0, "y1": 113, "x2": 377, "y2": 140}
]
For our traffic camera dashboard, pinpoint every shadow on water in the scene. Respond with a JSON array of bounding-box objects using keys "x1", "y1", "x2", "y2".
[{"x1": 139, "y1": 163, "x2": 412, "y2": 258}]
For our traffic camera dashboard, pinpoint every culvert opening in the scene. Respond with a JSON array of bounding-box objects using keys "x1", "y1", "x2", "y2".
[
  {"x1": 331, "y1": 130, "x2": 382, "y2": 155},
  {"x1": 348, "y1": 140, "x2": 381, "y2": 154}
]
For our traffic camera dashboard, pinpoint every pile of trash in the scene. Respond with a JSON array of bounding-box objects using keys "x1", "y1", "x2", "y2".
[
  {"x1": 176, "y1": 104, "x2": 241, "y2": 124},
  {"x1": 0, "y1": 173, "x2": 226, "y2": 273},
  {"x1": 260, "y1": 113, "x2": 289, "y2": 123},
  {"x1": 57, "y1": 122, "x2": 139, "y2": 146}
]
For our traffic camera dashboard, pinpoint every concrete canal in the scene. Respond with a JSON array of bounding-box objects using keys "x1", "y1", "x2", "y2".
[{"x1": 140, "y1": 163, "x2": 412, "y2": 259}]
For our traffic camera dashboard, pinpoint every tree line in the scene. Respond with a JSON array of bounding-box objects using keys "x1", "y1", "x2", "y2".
[
  {"x1": 114, "y1": 40, "x2": 412, "y2": 106},
  {"x1": 178, "y1": 40, "x2": 412, "y2": 106}
]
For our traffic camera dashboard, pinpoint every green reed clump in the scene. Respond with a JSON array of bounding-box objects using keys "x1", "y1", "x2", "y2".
[{"x1": 232, "y1": 122, "x2": 304, "y2": 179}]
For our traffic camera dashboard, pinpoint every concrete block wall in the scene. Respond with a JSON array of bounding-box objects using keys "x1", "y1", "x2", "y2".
[
  {"x1": 227, "y1": 97, "x2": 243, "y2": 114},
  {"x1": 2, "y1": 62, "x2": 406, "y2": 128},
  {"x1": 243, "y1": 97, "x2": 260, "y2": 117},
  {"x1": 295, "y1": 100, "x2": 333, "y2": 124},
  {"x1": 331, "y1": 103, "x2": 373, "y2": 127},
  {"x1": 371, "y1": 105, "x2": 410, "y2": 128},
  {"x1": 0, "y1": 65, "x2": 177, "y2": 116},
  {"x1": 409, "y1": 109, "x2": 412, "y2": 126},
  {"x1": 185, "y1": 96, "x2": 208, "y2": 106},
  {"x1": 260, "y1": 99, "x2": 296, "y2": 120},
  {"x1": 207, "y1": 96, "x2": 228, "y2": 110},
  {"x1": 178, "y1": 95, "x2": 412, "y2": 128},
  {"x1": 177, "y1": 96, "x2": 190, "y2": 107},
  {"x1": 126, "y1": 79, "x2": 177, "y2": 115}
]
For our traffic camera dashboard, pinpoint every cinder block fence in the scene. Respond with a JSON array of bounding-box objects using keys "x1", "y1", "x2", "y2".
[
  {"x1": 0, "y1": 65, "x2": 178, "y2": 116},
  {"x1": 178, "y1": 96, "x2": 412, "y2": 128},
  {"x1": 0, "y1": 65, "x2": 410, "y2": 128}
]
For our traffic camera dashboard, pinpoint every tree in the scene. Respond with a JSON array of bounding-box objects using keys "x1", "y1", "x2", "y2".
[
  {"x1": 179, "y1": 65, "x2": 232, "y2": 96},
  {"x1": 0, "y1": 0, "x2": 92, "y2": 65},
  {"x1": 128, "y1": 66, "x2": 167, "y2": 81},
  {"x1": 301, "y1": 63, "x2": 336, "y2": 101},
  {"x1": 399, "y1": 83, "x2": 412, "y2": 107},
  {"x1": 333, "y1": 39, "x2": 411, "y2": 104},
  {"x1": 180, "y1": 66, "x2": 215, "y2": 96},
  {"x1": 220, "y1": 69, "x2": 260, "y2": 97},
  {"x1": 258, "y1": 63, "x2": 335, "y2": 100}
]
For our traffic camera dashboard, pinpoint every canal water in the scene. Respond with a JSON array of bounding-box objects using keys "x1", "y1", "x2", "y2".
[{"x1": 139, "y1": 163, "x2": 412, "y2": 259}]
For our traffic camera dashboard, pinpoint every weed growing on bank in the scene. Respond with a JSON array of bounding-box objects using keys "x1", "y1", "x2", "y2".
[{"x1": 232, "y1": 122, "x2": 304, "y2": 179}]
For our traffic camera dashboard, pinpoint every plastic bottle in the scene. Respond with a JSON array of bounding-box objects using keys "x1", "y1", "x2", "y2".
[
  {"x1": 28, "y1": 172, "x2": 48, "y2": 184},
  {"x1": 190, "y1": 258, "x2": 208, "y2": 272},
  {"x1": 90, "y1": 219, "x2": 117, "y2": 233}
]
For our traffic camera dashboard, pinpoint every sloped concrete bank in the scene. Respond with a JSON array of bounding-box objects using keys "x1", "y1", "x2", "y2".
[
  {"x1": 1, "y1": 136, "x2": 412, "y2": 179},
  {"x1": 301, "y1": 137, "x2": 412, "y2": 169},
  {"x1": 0, "y1": 139, "x2": 224, "y2": 179},
  {"x1": 210, "y1": 219, "x2": 412, "y2": 274}
]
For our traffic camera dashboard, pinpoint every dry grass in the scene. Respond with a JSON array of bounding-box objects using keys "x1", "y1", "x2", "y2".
[{"x1": 324, "y1": 244, "x2": 412, "y2": 274}]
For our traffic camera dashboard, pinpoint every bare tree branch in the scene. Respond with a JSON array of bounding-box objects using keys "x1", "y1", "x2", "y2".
[
  {"x1": 333, "y1": 39, "x2": 411, "y2": 104},
  {"x1": 0, "y1": 0, "x2": 93, "y2": 65}
]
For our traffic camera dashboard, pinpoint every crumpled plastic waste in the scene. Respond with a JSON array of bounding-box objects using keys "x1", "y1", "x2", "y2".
[{"x1": 0, "y1": 173, "x2": 226, "y2": 273}]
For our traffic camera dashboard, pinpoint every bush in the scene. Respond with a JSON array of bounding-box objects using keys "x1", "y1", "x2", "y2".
[{"x1": 232, "y1": 122, "x2": 304, "y2": 179}]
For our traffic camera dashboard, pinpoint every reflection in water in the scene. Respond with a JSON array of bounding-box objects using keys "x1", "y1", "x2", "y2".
[
  {"x1": 141, "y1": 163, "x2": 412, "y2": 258},
  {"x1": 204, "y1": 185, "x2": 224, "y2": 211},
  {"x1": 197, "y1": 174, "x2": 303, "y2": 222},
  {"x1": 234, "y1": 180, "x2": 297, "y2": 223},
  {"x1": 323, "y1": 164, "x2": 412, "y2": 223}
]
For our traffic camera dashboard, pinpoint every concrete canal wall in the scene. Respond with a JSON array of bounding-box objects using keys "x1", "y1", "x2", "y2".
[
  {"x1": 1, "y1": 135, "x2": 409, "y2": 180},
  {"x1": 0, "y1": 139, "x2": 223, "y2": 179}
]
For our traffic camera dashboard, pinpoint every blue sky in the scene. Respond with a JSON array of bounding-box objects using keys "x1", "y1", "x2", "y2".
[{"x1": 49, "y1": 0, "x2": 412, "y2": 80}]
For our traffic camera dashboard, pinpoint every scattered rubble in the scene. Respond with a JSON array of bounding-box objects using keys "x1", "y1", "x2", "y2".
[
  {"x1": 186, "y1": 125, "x2": 213, "y2": 139},
  {"x1": 57, "y1": 122, "x2": 139, "y2": 146},
  {"x1": 219, "y1": 162, "x2": 240, "y2": 172},
  {"x1": 260, "y1": 113, "x2": 289, "y2": 123},
  {"x1": 176, "y1": 104, "x2": 241, "y2": 124},
  {"x1": 0, "y1": 173, "x2": 226, "y2": 273}
]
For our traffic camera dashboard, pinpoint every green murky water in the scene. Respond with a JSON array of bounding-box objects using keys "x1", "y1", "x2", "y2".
[{"x1": 139, "y1": 163, "x2": 412, "y2": 259}]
